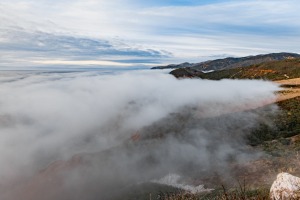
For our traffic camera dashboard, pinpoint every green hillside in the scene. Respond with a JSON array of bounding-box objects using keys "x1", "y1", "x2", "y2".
[{"x1": 248, "y1": 96, "x2": 300, "y2": 146}]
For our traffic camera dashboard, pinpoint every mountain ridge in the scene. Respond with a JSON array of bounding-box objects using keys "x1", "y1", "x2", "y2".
[
  {"x1": 152, "y1": 52, "x2": 300, "y2": 71},
  {"x1": 170, "y1": 58, "x2": 300, "y2": 80}
]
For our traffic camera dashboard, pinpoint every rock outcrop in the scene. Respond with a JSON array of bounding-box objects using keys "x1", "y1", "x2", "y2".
[{"x1": 270, "y1": 172, "x2": 300, "y2": 200}]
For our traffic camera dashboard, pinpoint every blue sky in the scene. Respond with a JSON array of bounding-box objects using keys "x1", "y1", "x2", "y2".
[
  {"x1": 0, "y1": 0, "x2": 300, "y2": 69},
  {"x1": 131, "y1": 0, "x2": 226, "y2": 6}
]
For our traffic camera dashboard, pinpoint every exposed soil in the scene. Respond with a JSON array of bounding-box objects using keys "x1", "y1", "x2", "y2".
[{"x1": 276, "y1": 78, "x2": 300, "y2": 102}]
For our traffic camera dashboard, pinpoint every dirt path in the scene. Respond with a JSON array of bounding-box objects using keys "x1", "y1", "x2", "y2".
[{"x1": 275, "y1": 78, "x2": 300, "y2": 102}]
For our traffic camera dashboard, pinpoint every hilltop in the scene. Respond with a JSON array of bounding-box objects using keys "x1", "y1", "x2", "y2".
[{"x1": 152, "y1": 52, "x2": 300, "y2": 70}]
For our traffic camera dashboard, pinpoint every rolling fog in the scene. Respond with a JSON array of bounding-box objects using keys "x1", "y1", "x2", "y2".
[{"x1": 0, "y1": 70, "x2": 280, "y2": 199}]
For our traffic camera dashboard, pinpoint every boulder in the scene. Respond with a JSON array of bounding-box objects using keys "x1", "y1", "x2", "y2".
[{"x1": 270, "y1": 172, "x2": 300, "y2": 200}]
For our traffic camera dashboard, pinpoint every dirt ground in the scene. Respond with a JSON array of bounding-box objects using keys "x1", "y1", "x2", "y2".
[{"x1": 276, "y1": 78, "x2": 300, "y2": 102}]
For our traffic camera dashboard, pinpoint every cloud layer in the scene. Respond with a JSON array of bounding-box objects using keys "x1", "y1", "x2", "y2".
[
  {"x1": 0, "y1": 71, "x2": 279, "y2": 199},
  {"x1": 0, "y1": 29, "x2": 171, "y2": 68}
]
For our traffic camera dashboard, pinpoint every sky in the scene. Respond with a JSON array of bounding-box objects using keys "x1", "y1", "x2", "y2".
[{"x1": 0, "y1": 0, "x2": 300, "y2": 69}]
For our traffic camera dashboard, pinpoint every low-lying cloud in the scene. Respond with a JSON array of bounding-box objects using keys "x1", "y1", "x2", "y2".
[{"x1": 0, "y1": 70, "x2": 279, "y2": 199}]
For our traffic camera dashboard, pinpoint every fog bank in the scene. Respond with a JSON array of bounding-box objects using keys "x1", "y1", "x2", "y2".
[{"x1": 0, "y1": 70, "x2": 279, "y2": 199}]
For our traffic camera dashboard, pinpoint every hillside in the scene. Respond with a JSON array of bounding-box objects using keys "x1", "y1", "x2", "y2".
[
  {"x1": 152, "y1": 62, "x2": 194, "y2": 70},
  {"x1": 162, "y1": 57, "x2": 300, "y2": 200},
  {"x1": 170, "y1": 58, "x2": 300, "y2": 145},
  {"x1": 152, "y1": 52, "x2": 300, "y2": 70},
  {"x1": 170, "y1": 58, "x2": 300, "y2": 81}
]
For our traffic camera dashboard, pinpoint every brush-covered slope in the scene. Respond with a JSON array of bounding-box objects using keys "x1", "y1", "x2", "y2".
[
  {"x1": 249, "y1": 96, "x2": 300, "y2": 145},
  {"x1": 169, "y1": 58, "x2": 300, "y2": 146},
  {"x1": 170, "y1": 59, "x2": 300, "y2": 81},
  {"x1": 153, "y1": 52, "x2": 300, "y2": 70}
]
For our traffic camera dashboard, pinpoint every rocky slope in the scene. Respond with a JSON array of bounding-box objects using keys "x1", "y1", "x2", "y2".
[
  {"x1": 152, "y1": 52, "x2": 300, "y2": 70},
  {"x1": 270, "y1": 173, "x2": 300, "y2": 200}
]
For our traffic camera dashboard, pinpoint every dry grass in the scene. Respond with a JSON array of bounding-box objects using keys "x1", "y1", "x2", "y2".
[{"x1": 159, "y1": 185, "x2": 270, "y2": 200}]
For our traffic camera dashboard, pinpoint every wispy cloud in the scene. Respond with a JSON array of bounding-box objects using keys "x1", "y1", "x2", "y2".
[{"x1": 0, "y1": 29, "x2": 171, "y2": 68}]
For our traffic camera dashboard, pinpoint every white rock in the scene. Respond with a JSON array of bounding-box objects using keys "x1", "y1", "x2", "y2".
[{"x1": 270, "y1": 172, "x2": 300, "y2": 200}]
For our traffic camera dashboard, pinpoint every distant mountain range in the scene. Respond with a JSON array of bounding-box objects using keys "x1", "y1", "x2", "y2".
[{"x1": 152, "y1": 52, "x2": 300, "y2": 71}]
